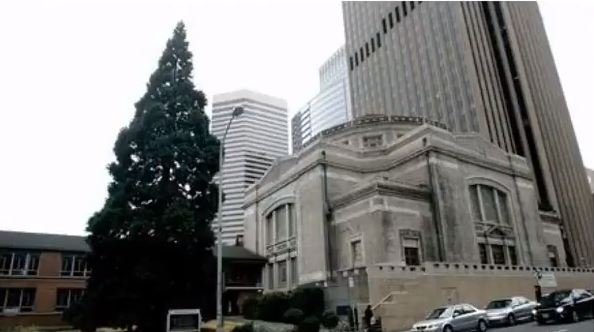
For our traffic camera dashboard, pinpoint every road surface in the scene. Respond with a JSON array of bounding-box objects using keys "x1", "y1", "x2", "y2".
[{"x1": 492, "y1": 319, "x2": 594, "y2": 332}]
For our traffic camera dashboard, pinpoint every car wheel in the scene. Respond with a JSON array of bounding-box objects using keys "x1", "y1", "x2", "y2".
[
  {"x1": 477, "y1": 319, "x2": 488, "y2": 332},
  {"x1": 507, "y1": 314, "x2": 516, "y2": 326},
  {"x1": 443, "y1": 325, "x2": 453, "y2": 332},
  {"x1": 571, "y1": 310, "x2": 579, "y2": 323}
]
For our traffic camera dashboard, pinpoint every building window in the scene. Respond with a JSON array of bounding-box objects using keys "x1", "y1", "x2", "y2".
[
  {"x1": 278, "y1": 260, "x2": 287, "y2": 288},
  {"x1": 355, "y1": 53, "x2": 359, "y2": 66},
  {"x1": 403, "y1": 238, "x2": 421, "y2": 266},
  {"x1": 382, "y1": 18, "x2": 387, "y2": 34},
  {"x1": 388, "y1": 13, "x2": 394, "y2": 28},
  {"x1": 547, "y1": 245, "x2": 559, "y2": 267},
  {"x1": 402, "y1": 1, "x2": 408, "y2": 16},
  {"x1": 290, "y1": 257, "x2": 298, "y2": 287},
  {"x1": 349, "y1": 57, "x2": 354, "y2": 71},
  {"x1": 479, "y1": 243, "x2": 489, "y2": 264},
  {"x1": 410, "y1": 1, "x2": 415, "y2": 10},
  {"x1": 365, "y1": 43, "x2": 370, "y2": 57},
  {"x1": 0, "y1": 288, "x2": 36, "y2": 313},
  {"x1": 508, "y1": 246, "x2": 518, "y2": 265},
  {"x1": 376, "y1": 33, "x2": 382, "y2": 48},
  {"x1": 0, "y1": 251, "x2": 40, "y2": 276},
  {"x1": 275, "y1": 205, "x2": 287, "y2": 240},
  {"x1": 267, "y1": 263, "x2": 274, "y2": 289},
  {"x1": 491, "y1": 244, "x2": 505, "y2": 265},
  {"x1": 266, "y1": 213, "x2": 273, "y2": 245},
  {"x1": 288, "y1": 204, "x2": 296, "y2": 237},
  {"x1": 266, "y1": 203, "x2": 296, "y2": 246},
  {"x1": 395, "y1": 7, "x2": 401, "y2": 22},
  {"x1": 61, "y1": 254, "x2": 90, "y2": 277},
  {"x1": 362, "y1": 135, "x2": 383, "y2": 148},
  {"x1": 351, "y1": 240, "x2": 363, "y2": 267},
  {"x1": 371, "y1": 39, "x2": 376, "y2": 52},
  {"x1": 468, "y1": 184, "x2": 510, "y2": 225},
  {"x1": 360, "y1": 47, "x2": 364, "y2": 62},
  {"x1": 56, "y1": 289, "x2": 84, "y2": 311}
]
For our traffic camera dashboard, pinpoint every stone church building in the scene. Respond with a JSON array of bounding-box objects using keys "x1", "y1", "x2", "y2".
[{"x1": 242, "y1": 115, "x2": 593, "y2": 330}]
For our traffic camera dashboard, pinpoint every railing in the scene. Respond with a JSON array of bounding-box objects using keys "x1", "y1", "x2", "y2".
[{"x1": 367, "y1": 261, "x2": 594, "y2": 275}]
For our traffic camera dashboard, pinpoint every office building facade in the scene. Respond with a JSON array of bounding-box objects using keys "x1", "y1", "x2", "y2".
[
  {"x1": 292, "y1": 47, "x2": 351, "y2": 152},
  {"x1": 343, "y1": 1, "x2": 594, "y2": 266},
  {"x1": 212, "y1": 90, "x2": 288, "y2": 243}
]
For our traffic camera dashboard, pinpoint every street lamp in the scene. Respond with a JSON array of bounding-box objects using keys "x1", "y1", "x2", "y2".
[{"x1": 216, "y1": 106, "x2": 244, "y2": 332}]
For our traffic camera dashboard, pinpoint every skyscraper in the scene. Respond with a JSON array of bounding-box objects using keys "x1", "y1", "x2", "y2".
[
  {"x1": 292, "y1": 47, "x2": 351, "y2": 152},
  {"x1": 343, "y1": 1, "x2": 594, "y2": 266},
  {"x1": 211, "y1": 90, "x2": 288, "y2": 243}
]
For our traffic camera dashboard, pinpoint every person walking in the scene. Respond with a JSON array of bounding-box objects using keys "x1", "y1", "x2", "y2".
[{"x1": 363, "y1": 305, "x2": 373, "y2": 331}]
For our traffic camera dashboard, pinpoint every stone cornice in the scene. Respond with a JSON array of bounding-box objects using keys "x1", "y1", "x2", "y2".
[{"x1": 332, "y1": 180, "x2": 430, "y2": 210}]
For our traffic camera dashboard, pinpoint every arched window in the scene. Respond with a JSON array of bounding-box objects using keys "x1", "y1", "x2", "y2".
[
  {"x1": 265, "y1": 203, "x2": 296, "y2": 246},
  {"x1": 469, "y1": 184, "x2": 510, "y2": 225}
]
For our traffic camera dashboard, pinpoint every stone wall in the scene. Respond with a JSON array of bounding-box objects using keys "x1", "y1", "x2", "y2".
[{"x1": 366, "y1": 263, "x2": 594, "y2": 331}]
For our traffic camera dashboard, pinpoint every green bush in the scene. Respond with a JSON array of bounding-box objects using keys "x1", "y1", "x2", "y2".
[
  {"x1": 321, "y1": 311, "x2": 339, "y2": 329},
  {"x1": 256, "y1": 292, "x2": 290, "y2": 322},
  {"x1": 298, "y1": 316, "x2": 320, "y2": 332},
  {"x1": 241, "y1": 297, "x2": 259, "y2": 319},
  {"x1": 232, "y1": 323, "x2": 254, "y2": 332},
  {"x1": 289, "y1": 288, "x2": 325, "y2": 317},
  {"x1": 283, "y1": 308, "x2": 305, "y2": 325}
]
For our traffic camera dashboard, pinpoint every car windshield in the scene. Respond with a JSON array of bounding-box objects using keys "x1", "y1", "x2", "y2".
[
  {"x1": 486, "y1": 299, "x2": 511, "y2": 309},
  {"x1": 427, "y1": 307, "x2": 451, "y2": 319},
  {"x1": 541, "y1": 291, "x2": 571, "y2": 305}
]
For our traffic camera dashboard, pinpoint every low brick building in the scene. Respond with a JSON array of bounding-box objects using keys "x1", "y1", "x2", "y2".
[
  {"x1": 0, "y1": 231, "x2": 89, "y2": 328},
  {"x1": 0, "y1": 231, "x2": 265, "y2": 328}
]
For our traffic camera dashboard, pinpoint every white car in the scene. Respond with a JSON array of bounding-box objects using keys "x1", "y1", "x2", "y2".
[{"x1": 410, "y1": 304, "x2": 488, "y2": 332}]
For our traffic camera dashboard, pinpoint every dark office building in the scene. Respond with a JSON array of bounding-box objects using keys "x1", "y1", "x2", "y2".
[{"x1": 343, "y1": 1, "x2": 594, "y2": 266}]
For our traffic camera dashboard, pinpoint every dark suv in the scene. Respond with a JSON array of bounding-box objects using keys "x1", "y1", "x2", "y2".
[{"x1": 533, "y1": 289, "x2": 594, "y2": 324}]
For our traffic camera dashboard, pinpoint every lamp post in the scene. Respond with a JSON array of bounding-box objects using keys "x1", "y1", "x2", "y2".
[{"x1": 216, "y1": 106, "x2": 244, "y2": 332}]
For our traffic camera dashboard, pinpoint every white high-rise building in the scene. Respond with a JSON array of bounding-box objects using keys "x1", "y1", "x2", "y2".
[
  {"x1": 291, "y1": 47, "x2": 351, "y2": 152},
  {"x1": 211, "y1": 90, "x2": 288, "y2": 244}
]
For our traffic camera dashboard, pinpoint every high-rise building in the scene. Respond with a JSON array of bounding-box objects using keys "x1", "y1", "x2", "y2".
[
  {"x1": 292, "y1": 47, "x2": 351, "y2": 152},
  {"x1": 211, "y1": 90, "x2": 288, "y2": 243},
  {"x1": 343, "y1": 1, "x2": 594, "y2": 266}
]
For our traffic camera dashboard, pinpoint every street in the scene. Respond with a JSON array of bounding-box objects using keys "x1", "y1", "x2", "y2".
[{"x1": 492, "y1": 320, "x2": 594, "y2": 332}]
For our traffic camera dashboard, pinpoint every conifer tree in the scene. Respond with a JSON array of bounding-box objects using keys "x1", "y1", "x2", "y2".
[{"x1": 68, "y1": 22, "x2": 219, "y2": 332}]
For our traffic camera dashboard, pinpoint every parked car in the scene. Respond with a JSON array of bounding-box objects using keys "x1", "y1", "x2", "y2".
[
  {"x1": 410, "y1": 304, "x2": 488, "y2": 332},
  {"x1": 533, "y1": 289, "x2": 594, "y2": 324},
  {"x1": 484, "y1": 296, "x2": 537, "y2": 326}
]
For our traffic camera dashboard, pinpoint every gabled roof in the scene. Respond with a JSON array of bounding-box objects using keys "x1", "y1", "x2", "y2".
[
  {"x1": 0, "y1": 230, "x2": 89, "y2": 252},
  {"x1": 218, "y1": 245, "x2": 267, "y2": 262}
]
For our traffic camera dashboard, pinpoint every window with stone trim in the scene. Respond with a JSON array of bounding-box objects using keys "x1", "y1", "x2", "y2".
[
  {"x1": 351, "y1": 240, "x2": 363, "y2": 267},
  {"x1": 278, "y1": 260, "x2": 287, "y2": 288},
  {"x1": 290, "y1": 257, "x2": 298, "y2": 286},
  {"x1": 267, "y1": 263, "x2": 274, "y2": 290},
  {"x1": 479, "y1": 243, "x2": 489, "y2": 264},
  {"x1": 362, "y1": 134, "x2": 383, "y2": 148},
  {"x1": 547, "y1": 245, "x2": 559, "y2": 267},
  {"x1": 265, "y1": 203, "x2": 296, "y2": 246},
  {"x1": 478, "y1": 242, "x2": 517, "y2": 265},
  {"x1": 469, "y1": 184, "x2": 510, "y2": 225}
]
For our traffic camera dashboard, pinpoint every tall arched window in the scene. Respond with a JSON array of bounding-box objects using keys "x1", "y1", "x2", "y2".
[
  {"x1": 265, "y1": 203, "x2": 296, "y2": 246},
  {"x1": 469, "y1": 184, "x2": 517, "y2": 265},
  {"x1": 469, "y1": 184, "x2": 510, "y2": 225}
]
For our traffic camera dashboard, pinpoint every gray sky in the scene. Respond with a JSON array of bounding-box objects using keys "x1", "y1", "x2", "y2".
[{"x1": 0, "y1": 0, "x2": 592, "y2": 235}]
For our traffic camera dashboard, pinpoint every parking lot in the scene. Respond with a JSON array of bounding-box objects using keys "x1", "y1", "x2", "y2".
[{"x1": 492, "y1": 319, "x2": 594, "y2": 332}]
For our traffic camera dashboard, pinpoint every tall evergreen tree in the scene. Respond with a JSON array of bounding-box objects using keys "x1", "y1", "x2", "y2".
[{"x1": 68, "y1": 22, "x2": 219, "y2": 332}]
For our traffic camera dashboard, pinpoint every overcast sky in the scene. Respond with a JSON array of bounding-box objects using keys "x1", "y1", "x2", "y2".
[{"x1": 0, "y1": 0, "x2": 592, "y2": 236}]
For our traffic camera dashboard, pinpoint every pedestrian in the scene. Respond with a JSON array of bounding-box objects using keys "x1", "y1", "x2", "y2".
[{"x1": 364, "y1": 305, "x2": 373, "y2": 330}]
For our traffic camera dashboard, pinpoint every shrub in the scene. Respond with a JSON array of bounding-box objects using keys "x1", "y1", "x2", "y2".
[
  {"x1": 232, "y1": 323, "x2": 254, "y2": 332},
  {"x1": 289, "y1": 288, "x2": 324, "y2": 317},
  {"x1": 256, "y1": 292, "x2": 290, "y2": 322},
  {"x1": 298, "y1": 316, "x2": 320, "y2": 332},
  {"x1": 321, "y1": 311, "x2": 339, "y2": 329},
  {"x1": 283, "y1": 308, "x2": 305, "y2": 325},
  {"x1": 241, "y1": 297, "x2": 259, "y2": 319}
]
